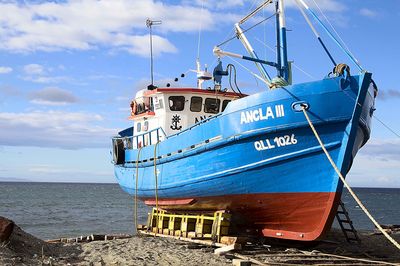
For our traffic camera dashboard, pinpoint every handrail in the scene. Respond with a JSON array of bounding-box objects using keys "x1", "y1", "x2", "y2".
[{"x1": 112, "y1": 127, "x2": 167, "y2": 150}]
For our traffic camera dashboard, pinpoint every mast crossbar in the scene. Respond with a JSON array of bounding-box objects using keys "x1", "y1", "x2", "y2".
[{"x1": 239, "y1": 0, "x2": 273, "y2": 25}]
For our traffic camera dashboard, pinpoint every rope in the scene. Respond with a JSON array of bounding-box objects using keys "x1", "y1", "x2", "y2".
[
  {"x1": 134, "y1": 147, "x2": 142, "y2": 235},
  {"x1": 154, "y1": 141, "x2": 160, "y2": 235},
  {"x1": 216, "y1": 13, "x2": 277, "y2": 47},
  {"x1": 373, "y1": 114, "x2": 400, "y2": 138},
  {"x1": 311, "y1": 0, "x2": 361, "y2": 67},
  {"x1": 301, "y1": 106, "x2": 400, "y2": 250},
  {"x1": 253, "y1": 37, "x2": 316, "y2": 80}
]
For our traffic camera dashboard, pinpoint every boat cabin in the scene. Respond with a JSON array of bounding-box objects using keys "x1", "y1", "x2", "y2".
[{"x1": 128, "y1": 88, "x2": 241, "y2": 148}]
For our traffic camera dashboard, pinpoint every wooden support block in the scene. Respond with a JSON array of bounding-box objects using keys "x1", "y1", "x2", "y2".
[
  {"x1": 232, "y1": 259, "x2": 251, "y2": 266},
  {"x1": 137, "y1": 224, "x2": 146, "y2": 230},
  {"x1": 220, "y1": 236, "x2": 248, "y2": 245},
  {"x1": 187, "y1": 231, "x2": 196, "y2": 238},
  {"x1": 163, "y1": 229, "x2": 169, "y2": 235},
  {"x1": 214, "y1": 243, "x2": 241, "y2": 255}
]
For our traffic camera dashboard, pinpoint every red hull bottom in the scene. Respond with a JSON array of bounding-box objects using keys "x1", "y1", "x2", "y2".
[{"x1": 144, "y1": 192, "x2": 340, "y2": 241}]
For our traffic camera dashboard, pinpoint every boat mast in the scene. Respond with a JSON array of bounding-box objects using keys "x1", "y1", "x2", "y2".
[
  {"x1": 277, "y1": 0, "x2": 289, "y2": 82},
  {"x1": 275, "y1": 1, "x2": 282, "y2": 78},
  {"x1": 235, "y1": 0, "x2": 273, "y2": 83}
]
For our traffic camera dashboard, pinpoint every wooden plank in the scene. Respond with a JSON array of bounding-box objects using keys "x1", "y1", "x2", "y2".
[
  {"x1": 220, "y1": 236, "x2": 249, "y2": 245},
  {"x1": 214, "y1": 243, "x2": 241, "y2": 255},
  {"x1": 232, "y1": 258, "x2": 251, "y2": 266},
  {"x1": 138, "y1": 230, "x2": 226, "y2": 247}
]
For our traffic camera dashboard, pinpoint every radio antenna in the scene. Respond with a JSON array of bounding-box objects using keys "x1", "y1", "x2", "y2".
[{"x1": 146, "y1": 18, "x2": 162, "y2": 90}]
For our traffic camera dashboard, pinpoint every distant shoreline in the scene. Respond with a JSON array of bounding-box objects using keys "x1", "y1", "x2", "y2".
[
  {"x1": 1, "y1": 180, "x2": 398, "y2": 189},
  {"x1": 0, "y1": 180, "x2": 118, "y2": 185}
]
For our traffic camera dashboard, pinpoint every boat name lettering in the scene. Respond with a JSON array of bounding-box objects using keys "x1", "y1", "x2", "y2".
[
  {"x1": 254, "y1": 134, "x2": 297, "y2": 151},
  {"x1": 240, "y1": 105, "x2": 285, "y2": 124}
]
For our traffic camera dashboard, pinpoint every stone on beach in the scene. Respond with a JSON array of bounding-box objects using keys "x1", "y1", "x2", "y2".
[{"x1": 0, "y1": 216, "x2": 14, "y2": 242}]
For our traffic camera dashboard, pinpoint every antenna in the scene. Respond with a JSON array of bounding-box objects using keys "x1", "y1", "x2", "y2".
[{"x1": 146, "y1": 18, "x2": 162, "y2": 90}]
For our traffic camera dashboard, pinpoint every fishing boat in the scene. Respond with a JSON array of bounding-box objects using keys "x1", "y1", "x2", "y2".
[{"x1": 111, "y1": 0, "x2": 377, "y2": 241}]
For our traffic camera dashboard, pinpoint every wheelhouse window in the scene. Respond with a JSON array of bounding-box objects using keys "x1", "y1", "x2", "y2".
[
  {"x1": 153, "y1": 96, "x2": 164, "y2": 110},
  {"x1": 169, "y1": 96, "x2": 185, "y2": 111},
  {"x1": 222, "y1": 100, "x2": 231, "y2": 112},
  {"x1": 204, "y1": 98, "x2": 220, "y2": 114},
  {"x1": 143, "y1": 121, "x2": 149, "y2": 131},
  {"x1": 137, "y1": 122, "x2": 142, "y2": 133},
  {"x1": 190, "y1": 96, "x2": 203, "y2": 112}
]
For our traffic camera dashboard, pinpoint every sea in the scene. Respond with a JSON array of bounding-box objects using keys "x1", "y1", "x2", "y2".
[{"x1": 1, "y1": 182, "x2": 399, "y2": 240}]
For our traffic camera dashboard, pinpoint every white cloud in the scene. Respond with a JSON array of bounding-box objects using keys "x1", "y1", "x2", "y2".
[
  {"x1": 0, "y1": 0, "x2": 346, "y2": 55},
  {"x1": 359, "y1": 138, "x2": 400, "y2": 161},
  {"x1": 22, "y1": 63, "x2": 70, "y2": 84},
  {"x1": 0, "y1": 0, "x2": 215, "y2": 55},
  {"x1": 23, "y1": 75, "x2": 70, "y2": 84},
  {"x1": 28, "y1": 164, "x2": 110, "y2": 177},
  {"x1": 360, "y1": 8, "x2": 377, "y2": 18},
  {"x1": 23, "y1": 63, "x2": 46, "y2": 75},
  {"x1": 29, "y1": 87, "x2": 79, "y2": 106},
  {"x1": 0, "y1": 111, "x2": 116, "y2": 149},
  {"x1": 347, "y1": 138, "x2": 400, "y2": 188},
  {"x1": 297, "y1": 0, "x2": 345, "y2": 12},
  {"x1": 378, "y1": 89, "x2": 400, "y2": 101},
  {"x1": 192, "y1": 0, "x2": 345, "y2": 12},
  {"x1": 0, "y1": 66, "x2": 13, "y2": 74},
  {"x1": 113, "y1": 34, "x2": 177, "y2": 57}
]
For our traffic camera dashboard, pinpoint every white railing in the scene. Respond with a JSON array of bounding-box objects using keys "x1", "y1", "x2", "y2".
[{"x1": 112, "y1": 127, "x2": 167, "y2": 150}]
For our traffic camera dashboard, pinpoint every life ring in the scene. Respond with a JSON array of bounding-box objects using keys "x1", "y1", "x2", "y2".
[
  {"x1": 130, "y1": 100, "x2": 137, "y2": 116},
  {"x1": 113, "y1": 139, "x2": 125, "y2": 165}
]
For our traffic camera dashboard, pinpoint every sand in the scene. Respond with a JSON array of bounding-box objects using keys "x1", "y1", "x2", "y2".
[{"x1": 1, "y1": 224, "x2": 400, "y2": 265}]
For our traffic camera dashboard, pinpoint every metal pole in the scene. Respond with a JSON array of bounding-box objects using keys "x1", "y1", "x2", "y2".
[
  {"x1": 275, "y1": 1, "x2": 282, "y2": 77},
  {"x1": 150, "y1": 24, "x2": 153, "y2": 85},
  {"x1": 296, "y1": 0, "x2": 363, "y2": 71},
  {"x1": 278, "y1": 0, "x2": 289, "y2": 81},
  {"x1": 294, "y1": 0, "x2": 337, "y2": 67},
  {"x1": 146, "y1": 19, "x2": 162, "y2": 87},
  {"x1": 235, "y1": 23, "x2": 272, "y2": 81}
]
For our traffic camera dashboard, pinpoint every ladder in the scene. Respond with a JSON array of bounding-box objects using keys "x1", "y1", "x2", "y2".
[{"x1": 336, "y1": 200, "x2": 360, "y2": 243}]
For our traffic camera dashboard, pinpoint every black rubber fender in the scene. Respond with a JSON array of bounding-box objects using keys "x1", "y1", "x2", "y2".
[{"x1": 113, "y1": 139, "x2": 125, "y2": 165}]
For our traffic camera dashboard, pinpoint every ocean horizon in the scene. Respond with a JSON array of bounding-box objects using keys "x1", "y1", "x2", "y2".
[{"x1": 1, "y1": 181, "x2": 399, "y2": 240}]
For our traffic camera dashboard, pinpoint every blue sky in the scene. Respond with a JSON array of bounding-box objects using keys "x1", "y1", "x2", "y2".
[{"x1": 0, "y1": 0, "x2": 399, "y2": 187}]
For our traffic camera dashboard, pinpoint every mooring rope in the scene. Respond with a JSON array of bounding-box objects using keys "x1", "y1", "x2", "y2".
[
  {"x1": 154, "y1": 141, "x2": 160, "y2": 236},
  {"x1": 301, "y1": 106, "x2": 400, "y2": 250},
  {"x1": 134, "y1": 147, "x2": 143, "y2": 235}
]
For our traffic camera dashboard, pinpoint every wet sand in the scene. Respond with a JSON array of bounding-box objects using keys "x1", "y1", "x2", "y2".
[{"x1": 1, "y1": 223, "x2": 400, "y2": 265}]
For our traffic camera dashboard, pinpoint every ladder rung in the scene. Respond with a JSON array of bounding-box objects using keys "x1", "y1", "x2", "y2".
[
  {"x1": 338, "y1": 220, "x2": 352, "y2": 224},
  {"x1": 343, "y1": 229, "x2": 356, "y2": 232}
]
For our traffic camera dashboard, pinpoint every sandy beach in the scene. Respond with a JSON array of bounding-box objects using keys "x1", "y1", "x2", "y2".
[{"x1": 1, "y1": 219, "x2": 400, "y2": 266}]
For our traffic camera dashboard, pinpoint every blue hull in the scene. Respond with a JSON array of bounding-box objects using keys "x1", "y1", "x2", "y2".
[{"x1": 113, "y1": 73, "x2": 375, "y2": 241}]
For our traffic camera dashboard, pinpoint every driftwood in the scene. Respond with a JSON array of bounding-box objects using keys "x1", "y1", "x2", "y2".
[
  {"x1": 46, "y1": 233, "x2": 133, "y2": 243},
  {"x1": 372, "y1": 224, "x2": 400, "y2": 235}
]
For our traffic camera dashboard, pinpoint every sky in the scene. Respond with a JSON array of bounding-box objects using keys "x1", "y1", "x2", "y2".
[{"x1": 0, "y1": 0, "x2": 399, "y2": 187}]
